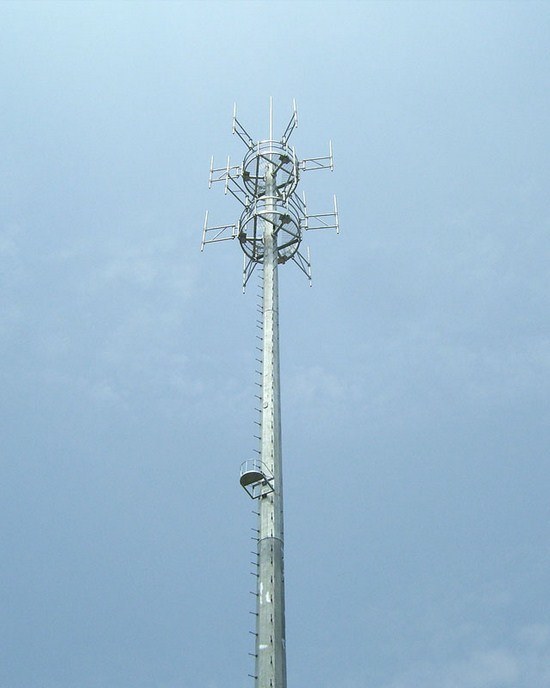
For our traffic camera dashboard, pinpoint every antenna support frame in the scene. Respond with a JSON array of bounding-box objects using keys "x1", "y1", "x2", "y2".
[{"x1": 202, "y1": 100, "x2": 339, "y2": 290}]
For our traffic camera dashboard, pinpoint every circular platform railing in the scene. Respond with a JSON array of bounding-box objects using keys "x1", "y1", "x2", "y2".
[
  {"x1": 241, "y1": 140, "x2": 299, "y2": 198},
  {"x1": 239, "y1": 459, "x2": 274, "y2": 499},
  {"x1": 238, "y1": 194, "x2": 305, "y2": 265}
]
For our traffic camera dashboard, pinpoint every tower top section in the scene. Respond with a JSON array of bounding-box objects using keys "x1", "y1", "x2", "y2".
[{"x1": 201, "y1": 99, "x2": 339, "y2": 289}]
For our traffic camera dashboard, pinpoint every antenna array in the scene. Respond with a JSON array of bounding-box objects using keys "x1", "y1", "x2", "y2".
[{"x1": 202, "y1": 100, "x2": 339, "y2": 289}]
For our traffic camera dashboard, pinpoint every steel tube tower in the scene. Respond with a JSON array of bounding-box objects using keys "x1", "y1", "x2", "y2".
[
  {"x1": 256, "y1": 159, "x2": 286, "y2": 688},
  {"x1": 201, "y1": 100, "x2": 338, "y2": 688}
]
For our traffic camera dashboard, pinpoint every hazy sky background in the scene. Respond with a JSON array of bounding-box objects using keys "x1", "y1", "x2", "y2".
[{"x1": 1, "y1": 2, "x2": 549, "y2": 687}]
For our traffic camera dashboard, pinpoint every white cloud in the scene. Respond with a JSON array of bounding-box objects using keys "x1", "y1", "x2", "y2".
[{"x1": 379, "y1": 623, "x2": 550, "y2": 688}]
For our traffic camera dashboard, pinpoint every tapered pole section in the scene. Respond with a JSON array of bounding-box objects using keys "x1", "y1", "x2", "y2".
[{"x1": 256, "y1": 160, "x2": 287, "y2": 688}]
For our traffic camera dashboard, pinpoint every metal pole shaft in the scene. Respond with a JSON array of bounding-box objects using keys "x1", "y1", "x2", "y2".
[{"x1": 256, "y1": 160, "x2": 287, "y2": 688}]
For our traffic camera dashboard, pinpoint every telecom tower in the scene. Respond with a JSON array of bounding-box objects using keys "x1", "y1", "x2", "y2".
[{"x1": 201, "y1": 100, "x2": 338, "y2": 688}]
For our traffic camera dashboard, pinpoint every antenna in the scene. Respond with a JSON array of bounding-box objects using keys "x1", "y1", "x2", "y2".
[{"x1": 202, "y1": 100, "x2": 338, "y2": 688}]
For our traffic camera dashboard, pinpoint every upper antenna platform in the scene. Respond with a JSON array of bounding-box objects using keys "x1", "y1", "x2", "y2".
[
  {"x1": 202, "y1": 99, "x2": 339, "y2": 288},
  {"x1": 241, "y1": 140, "x2": 299, "y2": 198}
]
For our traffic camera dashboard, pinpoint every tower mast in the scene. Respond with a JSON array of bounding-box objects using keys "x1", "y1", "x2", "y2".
[
  {"x1": 202, "y1": 100, "x2": 338, "y2": 688},
  {"x1": 256, "y1": 148, "x2": 286, "y2": 688}
]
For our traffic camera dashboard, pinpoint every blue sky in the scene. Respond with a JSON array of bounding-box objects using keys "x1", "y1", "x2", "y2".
[{"x1": 1, "y1": 2, "x2": 549, "y2": 687}]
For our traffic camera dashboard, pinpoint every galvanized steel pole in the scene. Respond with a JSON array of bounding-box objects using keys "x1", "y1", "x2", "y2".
[{"x1": 256, "y1": 161, "x2": 287, "y2": 688}]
